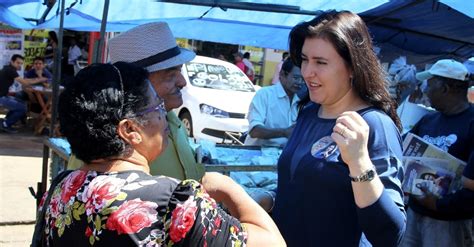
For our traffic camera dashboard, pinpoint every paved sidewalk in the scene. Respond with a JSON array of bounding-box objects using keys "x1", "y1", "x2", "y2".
[
  {"x1": 0, "y1": 225, "x2": 35, "y2": 247},
  {"x1": 0, "y1": 121, "x2": 45, "y2": 246}
]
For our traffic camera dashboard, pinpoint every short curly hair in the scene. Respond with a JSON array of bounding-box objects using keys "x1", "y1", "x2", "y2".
[{"x1": 58, "y1": 62, "x2": 150, "y2": 163}]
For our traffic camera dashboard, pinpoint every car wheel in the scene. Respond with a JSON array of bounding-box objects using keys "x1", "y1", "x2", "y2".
[{"x1": 179, "y1": 111, "x2": 193, "y2": 137}]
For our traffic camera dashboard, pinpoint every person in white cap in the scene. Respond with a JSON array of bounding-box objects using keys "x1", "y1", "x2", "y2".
[
  {"x1": 68, "y1": 22, "x2": 205, "y2": 181},
  {"x1": 463, "y1": 57, "x2": 474, "y2": 103},
  {"x1": 401, "y1": 59, "x2": 474, "y2": 247}
]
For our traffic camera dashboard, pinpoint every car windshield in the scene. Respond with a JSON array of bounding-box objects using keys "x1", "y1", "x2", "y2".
[{"x1": 185, "y1": 62, "x2": 255, "y2": 92}]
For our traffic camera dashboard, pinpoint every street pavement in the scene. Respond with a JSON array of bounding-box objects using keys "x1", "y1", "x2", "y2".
[{"x1": 0, "y1": 117, "x2": 45, "y2": 246}]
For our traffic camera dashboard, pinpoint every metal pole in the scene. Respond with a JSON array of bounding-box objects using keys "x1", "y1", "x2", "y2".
[
  {"x1": 49, "y1": 0, "x2": 65, "y2": 137},
  {"x1": 94, "y1": 0, "x2": 110, "y2": 63},
  {"x1": 159, "y1": 0, "x2": 318, "y2": 16},
  {"x1": 40, "y1": 0, "x2": 65, "y2": 202}
]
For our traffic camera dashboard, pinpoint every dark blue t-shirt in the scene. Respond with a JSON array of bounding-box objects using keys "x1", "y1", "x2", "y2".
[
  {"x1": 273, "y1": 103, "x2": 406, "y2": 247},
  {"x1": 409, "y1": 106, "x2": 474, "y2": 220},
  {"x1": 25, "y1": 68, "x2": 52, "y2": 84}
]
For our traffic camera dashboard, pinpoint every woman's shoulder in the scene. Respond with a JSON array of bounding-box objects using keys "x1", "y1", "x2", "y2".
[
  {"x1": 76, "y1": 171, "x2": 185, "y2": 202},
  {"x1": 358, "y1": 107, "x2": 396, "y2": 129},
  {"x1": 298, "y1": 102, "x2": 318, "y2": 117}
]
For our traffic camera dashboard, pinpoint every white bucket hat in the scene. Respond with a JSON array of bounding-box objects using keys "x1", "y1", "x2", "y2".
[
  {"x1": 109, "y1": 22, "x2": 195, "y2": 72},
  {"x1": 416, "y1": 59, "x2": 468, "y2": 81}
]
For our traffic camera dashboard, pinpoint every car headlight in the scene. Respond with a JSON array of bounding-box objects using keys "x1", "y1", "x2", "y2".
[{"x1": 200, "y1": 104, "x2": 229, "y2": 118}]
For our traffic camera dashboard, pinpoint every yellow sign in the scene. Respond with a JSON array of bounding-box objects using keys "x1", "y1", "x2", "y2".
[
  {"x1": 176, "y1": 38, "x2": 190, "y2": 49},
  {"x1": 23, "y1": 29, "x2": 49, "y2": 68}
]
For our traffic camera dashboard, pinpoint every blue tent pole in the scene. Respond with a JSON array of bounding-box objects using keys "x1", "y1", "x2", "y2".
[{"x1": 93, "y1": 0, "x2": 110, "y2": 63}]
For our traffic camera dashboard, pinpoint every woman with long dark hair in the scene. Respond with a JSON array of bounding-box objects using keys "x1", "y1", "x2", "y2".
[
  {"x1": 271, "y1": 10, "x2": 406, "y2": 246},
  {"x1": 44, "y1": 31, "x2": 58, "y2": 68}
]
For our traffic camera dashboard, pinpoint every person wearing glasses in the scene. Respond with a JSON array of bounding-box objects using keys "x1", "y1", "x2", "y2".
[
  {"x1": 68, "y1": 22, "x2": 205, "y2": 181},
  {"x1": 244, "y1": 58, "x2": 304, "y2": 148},
  {"x1": 34, "y1": 62, "x2": 285, "y2": 246}
]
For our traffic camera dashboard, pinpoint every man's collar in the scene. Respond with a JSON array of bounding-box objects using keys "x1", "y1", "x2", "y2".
[
  {"x1": 275, "y1": 83, "x2": 288, "y2": 98},
  {"x1": 166, "y1": 111, "x2": 180, "y2": 124}
]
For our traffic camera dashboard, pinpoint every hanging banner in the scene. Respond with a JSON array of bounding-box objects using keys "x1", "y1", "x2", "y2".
[
  {"x1": 23, "y1": 29, "x2": 49, "y2": 69},
  {"x1": 0, "y1": 26, "x2": 23, "y2": 68}
]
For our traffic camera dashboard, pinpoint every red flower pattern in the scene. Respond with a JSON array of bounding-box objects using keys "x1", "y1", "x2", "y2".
[
  {"x1": 60, "y1": 170, "x2": 87, "y2": 203},
  {"x1": 38, "y1": 191, "x2": 48, "y2": 209},
  {"x1": 40, "y1": 173, "x2": 247, "y2": 246},
  {"x1": 85, "y1": 227, "x2": 92, "y2": 237},
  {"x1": 106, "y1": 198, "x2": 158, "y2": 235},
  {"x1": 48, "y1": 194, "x2": 61, "y2": 219},
  {"x1": 169, "y1": 196, "x2": 198, "y2": 243},
  {"x1": 81, "y1": 175, "x2": 125, "y2": 213}
]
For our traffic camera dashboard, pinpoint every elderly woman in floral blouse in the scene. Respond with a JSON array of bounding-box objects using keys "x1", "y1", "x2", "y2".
[{"x1": 34, "y1": 62, "x2": 285, "y2": 246}]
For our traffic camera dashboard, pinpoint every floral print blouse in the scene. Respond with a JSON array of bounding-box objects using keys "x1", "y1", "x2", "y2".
[{"x1": 38, "y1": 170, "x2": 247, "y2": 246}]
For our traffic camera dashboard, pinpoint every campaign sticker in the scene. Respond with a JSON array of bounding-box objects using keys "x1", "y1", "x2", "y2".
[{"x1": 311, "y1": 136, "x2": 340, "y2": 160}]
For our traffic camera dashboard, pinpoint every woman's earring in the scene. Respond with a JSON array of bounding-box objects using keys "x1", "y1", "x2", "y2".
[{"x1": 134, "y1": 133, "x2": 142, "y2": 143}]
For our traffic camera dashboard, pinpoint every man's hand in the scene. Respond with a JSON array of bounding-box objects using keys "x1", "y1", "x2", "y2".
[
  {"x1": 468, "y1": 86, "x2": 474, "y2": 103},
  {"x1": 283, "y1": 124, "x2": 295, "y2": 138},
  {"x1": 36, "y1": 77, "x2": 48, "y2": 83},
  {"x1": 413, "y1": 182, "x2": 438, "y2": 211}
]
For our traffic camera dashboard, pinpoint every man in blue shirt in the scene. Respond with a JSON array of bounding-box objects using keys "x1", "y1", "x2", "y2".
[
  {"x1": 244, "y1": 59, "x2": 304, "y2": 147},
  {"x1": 25, "y1": 57, "x2": 52, "y2": 84},
  {"x1": 401, "y1": 59, "x2": 474, "y2": 247}
]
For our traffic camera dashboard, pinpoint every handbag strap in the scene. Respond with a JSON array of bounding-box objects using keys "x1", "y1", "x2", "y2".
[{"x1": 31, "y1": 170, "x2": 74, "y2": 247}]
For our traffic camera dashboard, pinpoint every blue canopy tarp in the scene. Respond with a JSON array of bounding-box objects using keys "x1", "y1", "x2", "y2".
[
  {"x1": 361, "y1": 0, "x2": 474, "y2": 59},
  {"x1": 3, "y1": 0, "x2": 474, "y2": 58},
  {"x1": 7, "y1": 0, "x2": 389, "y2": 50},
  {"x1": 0, "y1": 2, "x2": 35, "y2": 29},
  {"x1": 35, "y1": 8, "x2": 135, "y2": 32}
]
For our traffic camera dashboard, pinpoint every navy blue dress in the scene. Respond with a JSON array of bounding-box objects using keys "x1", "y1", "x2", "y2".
[{"x1": 273, "y1": 103, "x2": 406, "y2": 247}]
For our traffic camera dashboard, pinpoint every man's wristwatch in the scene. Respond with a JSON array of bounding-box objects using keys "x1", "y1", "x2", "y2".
[{"x1": 349, "y1": 166, "x2": 376, "y2": 182}]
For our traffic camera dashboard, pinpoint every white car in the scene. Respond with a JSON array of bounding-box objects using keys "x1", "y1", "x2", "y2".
[{"x1": 174, "y1": 55, "x2": 256, "y2": 143}]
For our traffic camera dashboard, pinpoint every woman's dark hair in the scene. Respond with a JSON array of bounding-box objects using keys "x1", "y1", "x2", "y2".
[
  {"x1": 48, "y1": 31, "x2": 58, "y2": 44},
  {"x1": 290, "y1": 10, "x2": 401, "y2": 130},
  {"x1": 58, "y1": 62, "x2": 150, "y2": 163},
  {"x1": 280, "y1": 58, "x2": 295, "y2": 76}
]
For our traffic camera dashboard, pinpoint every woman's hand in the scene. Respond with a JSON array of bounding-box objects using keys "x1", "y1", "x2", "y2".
[
  {"x1": 332, "y1": 111, "x2": 384, "y2": 209},
  {"x1": 201, "y1": 172, "x2": 286, "y2": 247},
  {"x1": 331, "y1": 111, "x2": 371, "y2": 169}
]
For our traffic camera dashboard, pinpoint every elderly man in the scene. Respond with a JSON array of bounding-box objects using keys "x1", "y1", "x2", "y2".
[
  {"x1": 401, "y1": 59, "x2": 474, "y2": 247},
  {"x1": 68, "y1": 23, "x2": 204, "y2": 181}
]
